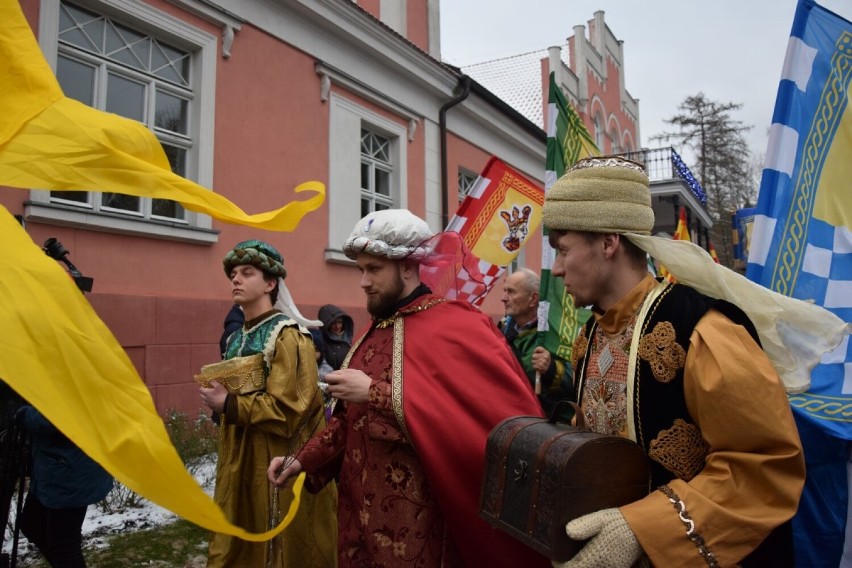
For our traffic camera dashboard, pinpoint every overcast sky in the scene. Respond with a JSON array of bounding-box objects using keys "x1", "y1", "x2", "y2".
[{"x1": 440, "y1": 0, "x2": 851, "y2": 161}]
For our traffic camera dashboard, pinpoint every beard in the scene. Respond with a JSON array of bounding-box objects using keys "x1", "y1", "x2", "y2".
[{"x1": 367, "y1": 269, "x2": 406, "y2": 319}]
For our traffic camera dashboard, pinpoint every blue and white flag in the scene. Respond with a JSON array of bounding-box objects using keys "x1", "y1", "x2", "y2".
[
  {"x1": 747, "y1": 0, "x2": 852, "y2": 439},
  {"x1": 747, "y1": 2, "x2": 852, "y2": 565}
]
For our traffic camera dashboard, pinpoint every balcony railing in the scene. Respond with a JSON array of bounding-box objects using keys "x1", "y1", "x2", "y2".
[{"x1": 622, "y1": 147, "x2": 707, "y2": 207}]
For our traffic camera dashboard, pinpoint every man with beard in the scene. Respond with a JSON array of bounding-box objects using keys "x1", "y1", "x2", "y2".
[{"x1": 268, "y1": 209, "x2": 549, "y2": 568}]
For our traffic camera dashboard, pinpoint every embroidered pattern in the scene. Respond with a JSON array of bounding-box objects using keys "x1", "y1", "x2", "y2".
[
  {"x1": 572, "y1": 331, "x2": 589, "y2": 368},
  {"x1": 581, "y1": 311, "x2": 639, "y2": 436},
  {"x1": 633, "y1": 282, "x2": 675, "y2": 449},
  {"x1": 658, "y1": 485, "x2": 719, "y2": 568},
  {"x1": 376, "y1": 298, "x2": 448, "y2": 328},
  {"x1": 193, "y1": 353, "x2": 265, "y2": 393},
  {"x1": 585, "y1": 378, "x2": 627, "y2": 435},
  {"x1": 648, "y1": 418, "x2": 708, "y2": 481},
  {"x1": 638, "y1": 321, "x2": 686, "y2": 383},
  {"x1": 391, "y1": 318, "x2": 410, "y2": 442}
]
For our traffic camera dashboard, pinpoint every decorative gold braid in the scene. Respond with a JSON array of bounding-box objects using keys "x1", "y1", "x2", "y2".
[
  {"x1": 376, "y1": 297, "x2": 447, "y2": 329},
  {"x1": 326, "y1": 331, "x2": 369, "y2": 417},
  {"x1": 633, "y1": 282, "x2": 674, "y2": 449},
  {"x1": 572, "y1": 331, "x2": 589, "y2": 369},
  {"x1": 391, "y1": 318, "x2": 410, "y2": 442},
  {"x1": 658, "y1": 485, "x2": 719, "y2": 568},
  {"x1": 193, "y1": 353, "x2": 265, "y2": 394},
  {"x1": 638, "y1": 322, "x2": 686, "y2": 383},
  {"x1": 575, "y1": 321, "x2": 597, "y2": 408}
]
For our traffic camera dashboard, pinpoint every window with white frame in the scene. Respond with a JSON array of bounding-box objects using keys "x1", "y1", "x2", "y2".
[
  {"x1": 610, "y1": 128, "x2": 621, "y2": 154},
  {"x1": 51, "y1": 2, "x2": 190, "y2": 221},
  {"x1": 27, "y1": 0, "x2": 219, "y2": 243},
  {"x1": 360, "y1": 129, "x2": 394, "y2": 217},
  {"x1": 594, "y1": 113, "x2": 605, "y2": 151},
  {"x1": 458, "y1": 168, "x2": 477, "y2": 202},
  {"x1": 326, "y1": 94, "x2": 407, "y2": 263}
]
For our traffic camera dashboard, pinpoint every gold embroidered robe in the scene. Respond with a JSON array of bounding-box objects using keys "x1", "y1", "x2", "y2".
[{"x1": 207, "y1": 313, "x2": 337, "y2": 567}]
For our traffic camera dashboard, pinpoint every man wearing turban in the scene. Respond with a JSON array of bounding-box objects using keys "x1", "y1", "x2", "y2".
[
  {"x1": 543, "y1": 156, "x2": 807, "y2": 567},
  {"x1": 200, "y1": 240, "x2": 337, "y2": 567},
  {"x1": 268, "y1": 210, "x2": 550, "y2": 567}
]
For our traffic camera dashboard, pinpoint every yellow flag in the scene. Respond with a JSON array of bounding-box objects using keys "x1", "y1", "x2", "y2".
[
  {"x1": 0, "y1": 0, "x2": 324, "y2": 231},
  {"x1": 0, "y1": 206, "x2": 305, "y2": 539},
  {"x1": 660, "y1": 207, "x2": 691, "y2": 282},
  {"x1": 0, "y1": 0, "x2": 318, "y2": 539}
]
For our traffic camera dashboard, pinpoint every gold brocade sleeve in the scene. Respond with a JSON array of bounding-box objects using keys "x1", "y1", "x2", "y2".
[
  {"x1": 231, "y1": 327, "x2": 322, "y2": 441},
  {"x1": 620, "y1": 309, "x2": 805, "y2": 567}
]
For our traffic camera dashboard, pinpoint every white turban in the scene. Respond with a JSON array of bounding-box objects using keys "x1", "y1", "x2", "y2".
[{"x1": 343, "y1": 209, "x2": 434, "y2": 261}]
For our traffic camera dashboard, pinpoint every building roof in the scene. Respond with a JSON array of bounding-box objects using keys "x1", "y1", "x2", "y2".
[{"x1": 462, "y1": 46, "x2": 569, "y2": 129}]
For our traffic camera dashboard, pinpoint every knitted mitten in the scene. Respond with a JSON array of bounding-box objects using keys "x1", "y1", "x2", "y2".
[{"x1": 554, "y1": 508, "x2": 642, "y2": 568}]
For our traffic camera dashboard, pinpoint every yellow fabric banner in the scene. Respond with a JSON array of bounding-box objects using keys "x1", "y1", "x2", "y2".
[
  {"x1": 0, "y1": 0, "x2": 319, "y2": 540},
  {"x1": 0, "y1": 0, "x2": 324, "y2": 230},
  {"x1": 0, "y1": 207, "x2": 305, "y2": 540}
]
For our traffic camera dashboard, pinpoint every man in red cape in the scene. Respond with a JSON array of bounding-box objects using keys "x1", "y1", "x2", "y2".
[{"x1": 269, "y1": 209, "x2": 549, "y2": 567}]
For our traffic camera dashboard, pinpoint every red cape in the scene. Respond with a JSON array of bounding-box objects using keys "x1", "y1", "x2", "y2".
[{"x1": 399, "y1": 297, "x2": 550, "y2": 567}]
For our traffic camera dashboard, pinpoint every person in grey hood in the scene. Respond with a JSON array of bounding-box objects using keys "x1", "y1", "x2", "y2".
[{"x1": 317, "y1": 304, "x2": 353, "y2": 370}]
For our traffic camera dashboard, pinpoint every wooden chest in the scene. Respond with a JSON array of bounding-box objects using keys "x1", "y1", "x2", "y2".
[{"x1": 479, "y1": 404, "x2": 650, "y2": 561}]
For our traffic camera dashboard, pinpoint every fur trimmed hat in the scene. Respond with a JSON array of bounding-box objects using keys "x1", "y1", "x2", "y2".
[{"x1": 543, "y1": 156, "x2": 654, "y2": 235}]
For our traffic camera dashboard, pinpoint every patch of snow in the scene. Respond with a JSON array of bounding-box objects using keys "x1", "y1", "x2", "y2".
[{"x1": 4, "y1": 454, "x2": 217, "y2": 562}]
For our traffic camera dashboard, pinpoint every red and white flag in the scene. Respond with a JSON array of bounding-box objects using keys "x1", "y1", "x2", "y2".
[{"x1": 438, "y1": 157, "x2": 544, "y2": 304}]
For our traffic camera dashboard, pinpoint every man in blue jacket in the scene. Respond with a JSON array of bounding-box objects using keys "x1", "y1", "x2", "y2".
[{"x1": 16, "y1": 405, "x2": 112, "y2": 568}]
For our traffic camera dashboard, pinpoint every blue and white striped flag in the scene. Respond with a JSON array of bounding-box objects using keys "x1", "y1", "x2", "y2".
[{"x1": 747, "y1": 0, "x2": 852, "y2": 439}]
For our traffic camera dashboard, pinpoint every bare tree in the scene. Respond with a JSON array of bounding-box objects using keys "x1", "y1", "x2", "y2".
[{"x1": 652, "y1": 93, "x2": 754, "y2": 266}]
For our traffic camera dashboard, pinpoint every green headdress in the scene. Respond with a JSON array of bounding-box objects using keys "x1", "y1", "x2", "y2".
[{"x1": 223, "y1": 239, "x2": 286, "y2": 279}]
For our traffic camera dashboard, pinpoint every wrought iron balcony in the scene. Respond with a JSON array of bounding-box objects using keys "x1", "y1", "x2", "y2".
[{"x1": 622, "y1": 147, "x2": 707, "y2": 207}]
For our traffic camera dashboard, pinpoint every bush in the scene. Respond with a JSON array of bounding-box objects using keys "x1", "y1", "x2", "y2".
[
  {"x1": 98, "y1": 409, "x2": 218, "y2": 514},
  {"x1": 164, "y1": 409, "x2": 218, "y2": 472}
]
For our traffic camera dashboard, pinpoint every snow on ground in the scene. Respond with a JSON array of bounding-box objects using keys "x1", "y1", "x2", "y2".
[{"x1": 4, "y1": 455, "x2": 217, "y2": 561}]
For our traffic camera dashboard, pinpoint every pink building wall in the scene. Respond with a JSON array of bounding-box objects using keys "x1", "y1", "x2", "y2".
[
  {"x1": 565, "y1": 18, "x2": 638, "y2": 155},
  {"x1": 406, "y1": 0, "x2": 430, "y2": 53},
  {"x1": 4, "y1": 0, "x2": 523, "y2": 416}
]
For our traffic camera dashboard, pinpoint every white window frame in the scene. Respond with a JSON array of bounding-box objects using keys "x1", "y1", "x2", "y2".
[
  {"x1": 457, "y1": 168, "x2": 477, "y2": 202},
  {"x1": 326, "y1": 94, "x2": 407, "y2": 263},
  {"x1": 594, "y1": 113, "x2": 605, "y2": 151},
  {"x1": 610, "y1": 128, "x2": 621, "y2": 154},
  {"x1": 25, "y1": 0, "x2": 218, "y2": 244},
  {"x1": 360, "y1": 129, "x2": 394, "y2": 214}
]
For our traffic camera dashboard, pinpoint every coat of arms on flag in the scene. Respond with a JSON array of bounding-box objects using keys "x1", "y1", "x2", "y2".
[{"x1": 445, "y1": 157, "x2": 544, "y2": 304}]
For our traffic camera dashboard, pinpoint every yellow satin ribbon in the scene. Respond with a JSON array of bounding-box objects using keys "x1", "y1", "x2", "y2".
[
  {"x1": 0, "y1": 0, "x2": 324, "y2": 230},
  {"x1": 0, "y1": 0, "x2": 321, "y2": 540},
  {"x1": 0, "y1": 207, "x2": 305, "y2": 540}
]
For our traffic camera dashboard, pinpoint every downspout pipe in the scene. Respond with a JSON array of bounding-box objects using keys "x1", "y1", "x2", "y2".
[{"x1": 439, "y1": 75, "x2": 471, "y2": 228}]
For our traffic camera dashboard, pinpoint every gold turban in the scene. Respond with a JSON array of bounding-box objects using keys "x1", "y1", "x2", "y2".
[{"x1": 543, "y1": 156, "x2": 654, "y2": 235}]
